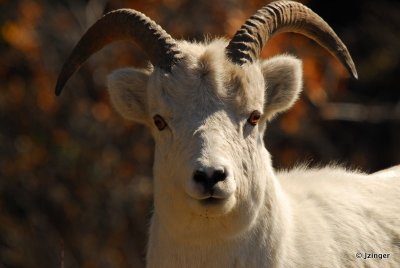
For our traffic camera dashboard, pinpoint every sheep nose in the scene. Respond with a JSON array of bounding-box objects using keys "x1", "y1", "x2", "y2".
[{"x1": 193, "y1": 168, "x2": 227, "y2": 194}]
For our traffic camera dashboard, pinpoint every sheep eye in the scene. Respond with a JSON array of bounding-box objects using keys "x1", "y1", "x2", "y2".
[
  {"x1": 153, "y1": 115, "x2": 167, "y2": 131},
  {"x1": 247, "y1": 110, "x2": 262, "y2": 126}
]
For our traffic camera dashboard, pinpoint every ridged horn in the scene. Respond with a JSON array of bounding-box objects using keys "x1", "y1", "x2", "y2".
[
  {"x1": 226, "y1": 1, "x2": 358, "y2": 79},
  {"x1": 55, "y1": 9, "x2": 181, "y2": 96}
]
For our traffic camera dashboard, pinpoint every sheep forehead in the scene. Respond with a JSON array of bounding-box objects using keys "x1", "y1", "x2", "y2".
[{"x1": 150, "y1": 39, "x2": 265, "y2": 119}]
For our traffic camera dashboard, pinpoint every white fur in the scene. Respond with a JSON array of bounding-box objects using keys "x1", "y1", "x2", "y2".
[{"x1": 106, "y1": 39, "x2": 400, "y2": 267}]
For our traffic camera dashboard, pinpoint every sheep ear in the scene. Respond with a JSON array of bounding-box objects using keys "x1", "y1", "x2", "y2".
[
  {"x1": 261, "y1": 55, "x2": 303, "y2": 118},
  {"x1": 107, "y1": 68, "x2": 150, "y2": 124}
]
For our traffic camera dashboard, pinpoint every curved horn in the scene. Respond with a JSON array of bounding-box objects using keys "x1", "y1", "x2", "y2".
[
  {"x1": 55, "y1": 9, "x2": 181, "y2": 96},
  {"x1": 226, "y1": 1, "x2": 358, "y2": 79}
]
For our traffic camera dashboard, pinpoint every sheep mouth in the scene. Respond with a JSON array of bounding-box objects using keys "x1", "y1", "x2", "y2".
[{"x1": 200, "y1": 197, "x2": 226, "y2": 206}]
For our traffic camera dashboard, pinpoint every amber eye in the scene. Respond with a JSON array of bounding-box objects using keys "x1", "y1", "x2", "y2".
[
  {"x1": 153, "y1": 114, "x2": 167, "y2": 131},
  {"x1": 247, "y1": 110, "x2": 262, "y2": 126}
]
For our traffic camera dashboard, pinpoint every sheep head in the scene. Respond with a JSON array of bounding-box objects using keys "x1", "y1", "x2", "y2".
[{"x1": 56, "y1": 1, "x2": 357, "y2": 241}]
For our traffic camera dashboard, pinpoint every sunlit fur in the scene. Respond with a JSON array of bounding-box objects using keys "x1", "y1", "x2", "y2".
[{"x1": 107, "y1": 39, "x2": 400, "y2": 267}]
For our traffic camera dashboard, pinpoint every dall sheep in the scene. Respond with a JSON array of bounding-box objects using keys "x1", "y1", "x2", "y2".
[{"x1": 55, "y1": 1, "x2": 400, "y2": 267}]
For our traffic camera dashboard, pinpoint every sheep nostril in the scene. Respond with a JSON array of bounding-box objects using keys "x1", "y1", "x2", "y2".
[
  {"x1": 212, "y1": 169, "x2": 227, "y2": 183},
  {"x1": 193, "y1": 170, "x2": 208, "y2": 184}
]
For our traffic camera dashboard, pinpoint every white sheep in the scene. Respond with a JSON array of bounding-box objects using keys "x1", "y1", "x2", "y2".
[{"x1": 55, "y1": 1, "x2": 400, "y2": 267}]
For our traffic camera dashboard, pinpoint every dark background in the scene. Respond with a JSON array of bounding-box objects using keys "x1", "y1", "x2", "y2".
[{"x1": 1, "y1": 0, "x2": 399, "y2": 267}]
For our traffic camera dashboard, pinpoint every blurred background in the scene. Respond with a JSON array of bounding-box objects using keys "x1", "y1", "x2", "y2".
[{"x1": 0, "y1": 0, "x2": 399, "y2": 267}]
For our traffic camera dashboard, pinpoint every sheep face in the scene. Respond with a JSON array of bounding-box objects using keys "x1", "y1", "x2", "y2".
[{"x1": 108, "y1": 40, "x2": 302, "y2": 240}]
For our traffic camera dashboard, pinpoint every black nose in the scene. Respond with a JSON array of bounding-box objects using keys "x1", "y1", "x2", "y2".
[{"x1": 193, "y1": 168, "x2": 227, "y2": 194}]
